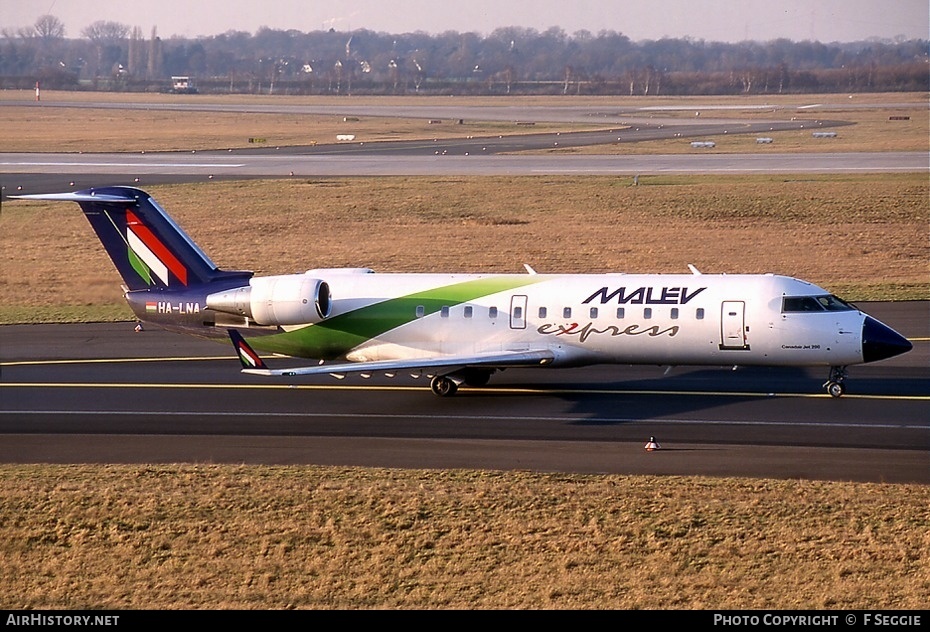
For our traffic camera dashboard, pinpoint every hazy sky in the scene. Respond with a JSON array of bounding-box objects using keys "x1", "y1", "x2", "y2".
[{"x1": 7, "y1": 0, "x2": 928, "y2": 42}]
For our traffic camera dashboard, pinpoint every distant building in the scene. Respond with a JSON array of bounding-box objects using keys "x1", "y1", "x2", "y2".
[{"x1": 170, "y1": 76, "x2": 197, "y2": 94}]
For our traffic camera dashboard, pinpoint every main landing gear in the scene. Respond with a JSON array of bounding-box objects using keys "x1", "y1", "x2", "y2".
[
  {"x1": 430, "y1": 375, "x2": 459, "y2": 397},
  {"x1": 823, "y1": 365, "x2": 848, "y2": 398},
  {"x1": 429, "y1": 369, "x2": 494, "y2": 397}
]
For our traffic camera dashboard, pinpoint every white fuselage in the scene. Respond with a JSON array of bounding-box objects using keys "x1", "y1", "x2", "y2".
[{"x1": 272, "y1": 272, "x2": 866, "y2": 368}]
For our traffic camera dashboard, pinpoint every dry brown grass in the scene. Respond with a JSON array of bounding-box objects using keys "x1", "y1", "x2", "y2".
[
  {"x1": 2, "y1": 174, "x2": 926, "y2": 323},
  {"x1": 2, "y1": 464, "x2": 928, "y2": 610},
  {"x1": 551, "y1": 104, "x2": 929, "y2": 154},
  {"x1": 1, "y1": 90, "x2": 604, "y2": 152},
  {"x1": 2, "y1": 104, "x2": 592, "y2": 153}
]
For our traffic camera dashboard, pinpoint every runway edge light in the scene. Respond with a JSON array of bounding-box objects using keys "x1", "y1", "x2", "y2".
[{"x1": 645, "y1": 436, "x2": 660, "y2": 452}]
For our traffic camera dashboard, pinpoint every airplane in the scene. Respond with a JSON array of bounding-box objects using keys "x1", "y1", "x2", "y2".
[{"x1": 11, "y1": 186, "x2": 912, "y2": 397}]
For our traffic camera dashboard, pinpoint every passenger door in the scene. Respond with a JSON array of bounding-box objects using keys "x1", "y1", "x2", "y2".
[{"x1": 720, "y1": 300, "x2": 749, "y2": 350}]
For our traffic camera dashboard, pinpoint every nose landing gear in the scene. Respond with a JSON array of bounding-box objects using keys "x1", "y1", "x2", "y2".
[{"x1": 823, "y1": 365, "x2": 848, "y2": 398}]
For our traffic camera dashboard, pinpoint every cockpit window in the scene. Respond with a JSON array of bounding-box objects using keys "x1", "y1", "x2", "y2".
[
  {"x1": 783, "y1": 296, "x2": 823, "y2": 312},
  {"x1": 782, "y1": 295, "x2": 855, "y2": 313},
  {"x1": 816, "y1": 295, "x2": 855, "y2": 311}
]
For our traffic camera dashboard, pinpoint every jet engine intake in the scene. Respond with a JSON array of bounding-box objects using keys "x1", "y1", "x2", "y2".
[{"x1": 207, "y1": 274, "x2": 331, "y2": 325}]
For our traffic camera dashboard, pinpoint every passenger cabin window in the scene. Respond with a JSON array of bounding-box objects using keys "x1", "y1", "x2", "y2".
[
  {"x1": 670, "y1": 308, "x2": 679, "y2": 320},
  {"x1": 464, "y1": 306, "x2": 473, "y2": 318},
  {"x1": 643, "y1": 308, "x2": 652, "y2": 319},
  {"x1": 616, "y1": 307, "x2": 625, "y2": 319},
  {"x1": 589, "y1": 307, "x2": 598, "y2": 319},
  {"x1": 489, "y1": 306, "x2": 498, "y2": 318},
  {"x1": 538, "y1": 307, "x2": 547, "y2": 319},
  {"x1": 563, "y1": 307, "x2": 572, "y2": 319},
  {"x1": 513, "y1": 306, "x2": 523, "y2": 320},
  {"x1": 416, "y1": 305, "x2": 425, "y2": 318},
  {"x1": 696, "y1": 308, "x2": 704, "y2": 320},
  {"x1": 440, "y1": 306, "x2": 450, "y2": 318}
]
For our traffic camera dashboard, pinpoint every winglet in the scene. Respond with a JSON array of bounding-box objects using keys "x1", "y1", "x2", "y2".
[{"x1": 228, "y1": 329, "x2": 269, "y2": 371}]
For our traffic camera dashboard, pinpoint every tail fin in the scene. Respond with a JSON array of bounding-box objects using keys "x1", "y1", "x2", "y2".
[{"x1": 12, "y1": 186, "x2": 251, "y2": 291}]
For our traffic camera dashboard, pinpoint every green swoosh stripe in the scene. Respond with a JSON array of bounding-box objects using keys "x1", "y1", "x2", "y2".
[
  {"x1": 249, "y1": 275, "x2": 544, "y2": 358},
  {"x1": 128, "y1": 247, "x2": 153, "y2": 286}
]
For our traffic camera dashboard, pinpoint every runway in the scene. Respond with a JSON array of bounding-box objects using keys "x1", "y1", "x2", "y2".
[
  {"x1": 4, "y1": 148, "x2": 924, "y2": 197},
  {"x1": 1, "y1": 302, "x2": 927, "y2": 482},
  {"x1": 2, "y1": 98, "x2": 927, "y2": 482}
]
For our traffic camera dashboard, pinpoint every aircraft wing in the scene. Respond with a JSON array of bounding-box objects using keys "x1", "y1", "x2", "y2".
[{"x1": 228, "y1": 329, "x2": 555, "y2": 377}]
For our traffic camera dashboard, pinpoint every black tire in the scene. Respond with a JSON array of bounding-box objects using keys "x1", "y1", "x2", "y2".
[
  {"x1": 826, "y1": 381, "x2": 846, "y2": 398},
  {"x1": 430, "y1": 376, "x2": 458, "y2": 397}
]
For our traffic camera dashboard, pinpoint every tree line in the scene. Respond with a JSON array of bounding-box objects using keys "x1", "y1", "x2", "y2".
[{"x1": 2, "y1": 15, "x2": 927, "y2": 95}]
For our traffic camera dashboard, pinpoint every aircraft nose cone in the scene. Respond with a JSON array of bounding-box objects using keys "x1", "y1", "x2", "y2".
[{"x1": 861, "y1": 316, "x2": 912, "y2": 363}]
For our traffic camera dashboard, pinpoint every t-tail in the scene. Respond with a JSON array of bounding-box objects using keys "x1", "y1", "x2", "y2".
[
  {"x1": 12, "y1": 186, "x2": 253, "y2": 334},
  {"x1": 13, "y1": 186, "x2": 252, "y2": 291}
]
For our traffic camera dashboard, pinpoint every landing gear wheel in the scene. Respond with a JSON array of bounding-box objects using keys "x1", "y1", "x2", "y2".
[
  {"x1": 824, "y1": 366, "x2": 848, "y2": 398},
  {"x1": 430, "y1": 375, "x2": 459, "y2": 397},
  {"x1": 826, "y1": 381, "x2": 846, "y2": 398}
]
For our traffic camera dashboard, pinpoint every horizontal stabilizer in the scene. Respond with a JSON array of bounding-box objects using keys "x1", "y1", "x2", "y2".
[{"x1": 11, "y1": 192, "x2": 137, "y2": 203}]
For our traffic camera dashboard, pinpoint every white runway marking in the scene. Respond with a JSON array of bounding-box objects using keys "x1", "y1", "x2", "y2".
[
  {"x1": 1, "y1": 162, "x2": 244, "y2": 168},
  {"x1": 2, "y1": 380, "x2": 928, "y2": 403},
  {"x1": 1, "y1": 408, "x2": 928, "y2": 430}
]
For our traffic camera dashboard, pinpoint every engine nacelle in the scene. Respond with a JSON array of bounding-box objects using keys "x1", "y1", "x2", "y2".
[{"x1": 206, "y1": 274, "x2": 331, "y2": 326}]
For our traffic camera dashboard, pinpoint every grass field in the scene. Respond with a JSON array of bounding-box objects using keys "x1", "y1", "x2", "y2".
[
  {"x1": 0, "y1": 90, "x2": 606, "y2": 152},
  {"x1": 2, "y1": 464, "x2": 928, "y2": 610},
  {"x1": 0, "y1": 92, "x2": 928, "y2": 610}
]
